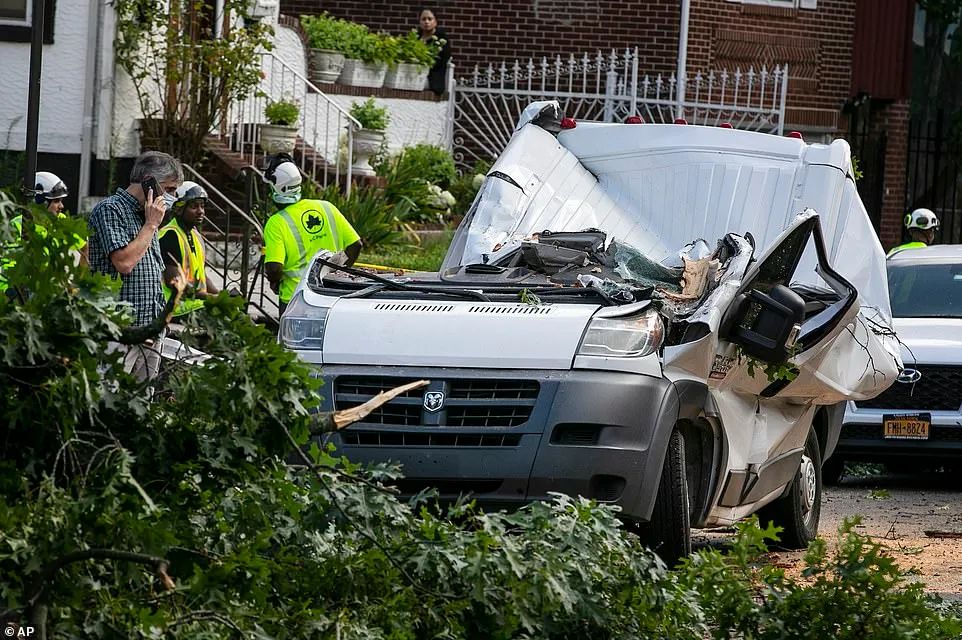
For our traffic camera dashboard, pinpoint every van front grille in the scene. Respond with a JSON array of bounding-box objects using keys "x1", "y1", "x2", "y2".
[
  {"x1": 333, "y1": 375, "x2": 540, "y2": 431},
  {"x1": 854, "y1": 366, "x2": 962, "y2": 412}
]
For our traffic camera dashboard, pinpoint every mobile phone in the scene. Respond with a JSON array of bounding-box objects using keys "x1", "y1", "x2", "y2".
[{"x1": 141, "y1": 175, "x2": 160, "y2": 200}]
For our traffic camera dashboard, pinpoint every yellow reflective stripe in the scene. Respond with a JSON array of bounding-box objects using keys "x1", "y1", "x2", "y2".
[
  {"x1": 320, "y1": 201, "x2": 340, "y2": 249},
  {"x1": 278, "y1": 208, "x2": 307, "y2": 278}
]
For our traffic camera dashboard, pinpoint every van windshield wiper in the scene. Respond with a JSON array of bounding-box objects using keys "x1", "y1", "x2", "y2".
[{"x1": 309, "y1": 257, "x2": 491, "y2": 302}]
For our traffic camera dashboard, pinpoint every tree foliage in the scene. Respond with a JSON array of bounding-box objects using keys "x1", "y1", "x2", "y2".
[
  {"x1": 1, "y1": 191, "x2": 960, "y2": 639},
  {"x1": 114, "y1": 0, "x2": 272, "y2": 163}
]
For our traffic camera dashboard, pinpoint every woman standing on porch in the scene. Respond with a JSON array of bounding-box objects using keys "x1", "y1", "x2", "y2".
[{"x1": 418, "y1": 8, "x2": 451, "y2": 95}]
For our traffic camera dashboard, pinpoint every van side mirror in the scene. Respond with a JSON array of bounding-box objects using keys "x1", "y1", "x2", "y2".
[{"x1": 726, "y1": 284, "x2": 805, "y2": 362}]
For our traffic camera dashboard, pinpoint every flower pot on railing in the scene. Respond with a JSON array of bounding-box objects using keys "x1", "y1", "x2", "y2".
[
  {"x1": 310, "y1": 48, "x2": 345, "y2": 84},
  {"x1": 338, "y1": 59, "x2": 388, "y2": 88},
  {"x1": 259, "y1": 123, "x2": 298, "y2": 154},
  {"x1": 351, "y1": 129, "x2": 385, "y2": 176},
  {"x1": 384, "y1": 63, "x2": 429, "y2": 91}
]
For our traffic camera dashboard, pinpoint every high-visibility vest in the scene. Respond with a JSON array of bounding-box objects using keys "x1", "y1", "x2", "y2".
[
  {"x1": 886, "y1": 241, "x2": 927, "y2": 258},
  {"x1": 160, "y1": 218, "x2": 207, "y2": 316},
  {"x1": 270, "y1": 199, "x2": 344, "y2": 303}
]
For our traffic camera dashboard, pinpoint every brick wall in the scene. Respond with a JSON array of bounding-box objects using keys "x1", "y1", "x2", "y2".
[
  {"x1": 685, "y1": 0, "x2": 856, "y2": 132},
  {"x1": 875, "y1": 99, "x2": 911, "y2": 249},
  {"x1": 278, "y1": 0, "x2": 681, "y2": 76}
]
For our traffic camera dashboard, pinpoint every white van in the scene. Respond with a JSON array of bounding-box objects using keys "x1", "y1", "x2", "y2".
[{"x1": 281, "y1": 102, "x2": 901, "y2": 561}]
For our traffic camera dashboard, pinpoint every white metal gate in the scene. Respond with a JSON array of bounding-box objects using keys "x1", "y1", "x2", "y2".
[{"x1": 449, "y1": 48, "x2": 789, "y2": 172}]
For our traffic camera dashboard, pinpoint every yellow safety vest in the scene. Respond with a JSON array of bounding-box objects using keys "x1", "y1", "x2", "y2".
[
  {"x1": 160, "y1": 218, "x2": 207, "y2": 317},
  {"x1": 886, "y1": 241, "x2": 927, "y2": 258},
  {"x1": 270, "y1": 200, "x2": 343, "y2": 303}
]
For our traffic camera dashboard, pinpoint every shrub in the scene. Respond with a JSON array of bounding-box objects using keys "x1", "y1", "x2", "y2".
[
  {"x1": 350, "y1": 97, "x2": 390, "y2": 131},
  {"x1": 264, "y1": 99, "x2": 299, "y2": 126},
  {"x1": 388, "y1": 143, "x2": 457, "y2": 188},
  {"x1": 449, "y1": 158, "x2": 492, "y2": 217},
  {"x1": 300, "y1": 13, "x2": 346, "y2": 51},
  {"x1": 394, "y1": 30, "x2": 441, "y2": 68},
  {"x1": 340, "y1": 20, "x2": 394, "y2": 64}
]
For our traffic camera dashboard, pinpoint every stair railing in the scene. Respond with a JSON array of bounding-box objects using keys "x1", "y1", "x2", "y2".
[
  {"x1": 225, "y1": 51, "x2": 360, "y2": 194},
  {"x1": 181, "y1": 163, "x2": 280, "y2": 326}
]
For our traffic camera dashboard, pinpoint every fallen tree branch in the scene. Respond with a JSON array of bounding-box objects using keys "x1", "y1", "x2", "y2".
[
  {"x1": 27, "y1": 548, "x2": 174, "y2": 640},
  {"x1": 309, "y1": 379, "x2": 429, "y2": 434},
  {"x1": 117, "y1": 269, "x2": 187, "y2": 346}
]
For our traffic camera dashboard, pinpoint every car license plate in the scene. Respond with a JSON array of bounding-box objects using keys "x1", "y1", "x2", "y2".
[{"x1": 883, "y1": 413, "x2": 931, "y2": 440}]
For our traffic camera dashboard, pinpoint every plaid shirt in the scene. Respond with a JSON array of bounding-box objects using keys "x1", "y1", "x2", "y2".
[{"x1": 87, "y1": 189, "x2": 165, "y2": 327}]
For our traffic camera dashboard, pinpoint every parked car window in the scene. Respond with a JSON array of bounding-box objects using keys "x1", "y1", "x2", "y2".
[{"x1": 888, "y1": 262, "x2": 962, "y2": 318}]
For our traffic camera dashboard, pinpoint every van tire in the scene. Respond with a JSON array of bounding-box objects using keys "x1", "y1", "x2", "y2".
[
  {"x1": 639, "y1": 429, "x2": 691, "y2": 565},
  {"x1": 759, "y1": 428, "x2": 822, "y2": 549}
]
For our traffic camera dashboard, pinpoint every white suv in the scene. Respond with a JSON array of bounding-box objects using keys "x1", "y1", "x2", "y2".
[{"x1": 830, "y1": 245, "x2": 962, "y2": 479}]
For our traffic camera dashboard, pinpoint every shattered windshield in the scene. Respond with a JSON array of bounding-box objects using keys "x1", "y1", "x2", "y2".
[{"x1": 473, "y1": 228, "x2": 723, "y2": 309}]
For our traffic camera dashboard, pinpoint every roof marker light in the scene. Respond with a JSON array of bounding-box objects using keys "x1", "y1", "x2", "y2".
[
  {"x1": 625, "y1": 115, "x2": 644, "y2": 124},
  {"x1": 787, "y1": 131, "x2": 804, "y2": 140},
  {"x1": 560, "y1": 117, "x2": 577, "y2": 130},
  {"x1": 674, "y1": 118, "x2": 688, "y2": 125},
  {"x1": 720, "y1": 122, "x2": 733, "y2": 129}
]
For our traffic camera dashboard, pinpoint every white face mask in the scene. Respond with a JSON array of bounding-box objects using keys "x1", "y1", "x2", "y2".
[{"x1": 162, "y1": 193, "x2": 178, "y2": 208}]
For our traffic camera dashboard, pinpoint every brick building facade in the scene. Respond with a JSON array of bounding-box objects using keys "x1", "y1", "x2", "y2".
[{"x1": 280, "y1": 0, "x2": 917, "y2": 247}]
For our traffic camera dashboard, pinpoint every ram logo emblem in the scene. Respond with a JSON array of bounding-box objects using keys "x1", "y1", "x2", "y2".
[{"x1": 424, "y1": 391, "x2": 445, "y2": 412}]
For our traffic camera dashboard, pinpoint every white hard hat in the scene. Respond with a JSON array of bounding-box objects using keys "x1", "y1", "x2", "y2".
[
  {"x1": 905, "y1": 208, "x2": 939, "y2": 231},
  {"x1": 264, "y1": 155, "x2": 302, "y2": 204},
  {"x1": 34, "y1": 171, "x2": 68, "y2": 204},
  {"x1": 174, "y1": 181, "x2": 208, "y2": 207}
]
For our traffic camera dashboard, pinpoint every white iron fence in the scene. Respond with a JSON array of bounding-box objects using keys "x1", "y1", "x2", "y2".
[
  {"x1": 449, "y1": 48, "x2": 789, "y2": 171},
  {"x1": 223, "y1": 52, "x2": 360, "y2": 189}
]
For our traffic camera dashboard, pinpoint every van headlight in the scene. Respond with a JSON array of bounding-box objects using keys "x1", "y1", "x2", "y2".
[
  {"x1": 577, "y1": 307, "x2": 665, "y2": 358},
  {"x1": 279, "y1": 291, "x2": 329, "y2": 350}
]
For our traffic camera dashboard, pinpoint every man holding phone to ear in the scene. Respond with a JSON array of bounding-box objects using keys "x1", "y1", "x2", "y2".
[{"x1": 87, "y1": 151, "x2": 183, "y2": 381}]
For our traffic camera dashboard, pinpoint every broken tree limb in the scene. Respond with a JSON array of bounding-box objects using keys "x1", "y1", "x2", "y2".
[
  {"x1": 310, "y1": 379, "x2": 430, "y2": 434},
  {"x1": 118, "y1": 268, "x2": 188, "y2": 346},
  {"x1": 923, "y1": 530, "x2": 962, "y2": 539}
]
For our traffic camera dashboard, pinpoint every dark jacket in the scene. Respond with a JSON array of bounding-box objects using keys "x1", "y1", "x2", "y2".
[{"x1": 424, "y1": 26, "x2": 451, "y2": 95}]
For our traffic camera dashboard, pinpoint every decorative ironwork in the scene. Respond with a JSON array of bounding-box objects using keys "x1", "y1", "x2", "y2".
[{"x1": 449, "y1": 48, "x2": 789, "y2": 172}]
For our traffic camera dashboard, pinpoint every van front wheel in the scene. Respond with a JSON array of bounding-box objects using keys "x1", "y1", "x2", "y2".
[{"x1": 639, "y1": 429, "x2": 691, "y2": 565}]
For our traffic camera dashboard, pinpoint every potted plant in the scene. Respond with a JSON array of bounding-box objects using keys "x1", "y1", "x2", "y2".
[
  {"x1": 301, "y1": 13, "x2": 347, "y2": 84},
  {"x1": 260, "y1": 99, "x2": 300, "y2": 154},
  {"x1": 384, "y1": 30, "x2": 439, "y2": 91},
  {"x1": 338, "y1": 22, "x2": 393, "y2": 88},
  {"x1": 349, "y1": 98, "x2": 390, "y2": 176}
]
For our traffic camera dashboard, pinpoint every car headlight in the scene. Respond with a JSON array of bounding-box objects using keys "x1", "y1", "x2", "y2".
[
  {"x1": 577, "y1": 307, "x2": 665, "y2": 358},
  {"x1": 279, "y1": 291, "x2": 329, "y2": 350}
]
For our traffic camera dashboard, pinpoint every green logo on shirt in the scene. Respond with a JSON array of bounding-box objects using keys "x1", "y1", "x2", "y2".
[{"x1": 301, "y1": 209, "x2": 326, "y2": 236}]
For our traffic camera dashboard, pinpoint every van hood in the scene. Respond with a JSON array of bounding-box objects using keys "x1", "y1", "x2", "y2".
[{"x1": 320, "y1": 297, "x2": 600, "y2": 369}]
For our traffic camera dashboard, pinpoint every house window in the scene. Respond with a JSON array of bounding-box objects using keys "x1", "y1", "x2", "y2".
[
  {"x1": 0, "y1": 0, "x2": 29, "y2": 24},
  {"x1": 726, "y1": 0, "x2": 817, "y2": 8},
  {"x1": 0, "y1": 0, "x2": 55, "y2": 43}
]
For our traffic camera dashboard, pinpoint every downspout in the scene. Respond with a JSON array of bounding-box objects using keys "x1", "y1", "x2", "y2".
[
  {"x1": 78, "y1": 0, "x2": 103, "y2": 206},
  {"x1": 214, "y1": 0, "x2": 224, "y2": 38},
  {"x1": 675, "y1": 0, "x2": 691, "y2": 121},
  {"x1": 93, "y1": 0, "x2": 117, "y2": 181}
]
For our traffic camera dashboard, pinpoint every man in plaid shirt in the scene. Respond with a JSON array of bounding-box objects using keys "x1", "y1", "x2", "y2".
[{"x1": 88, "y1": 151, "x2": 183, "y2": 380}]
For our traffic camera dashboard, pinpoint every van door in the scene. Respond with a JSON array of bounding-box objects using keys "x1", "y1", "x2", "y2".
[{"x1": 710, "y1": 212, "x2": 859, "y2": 510}]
